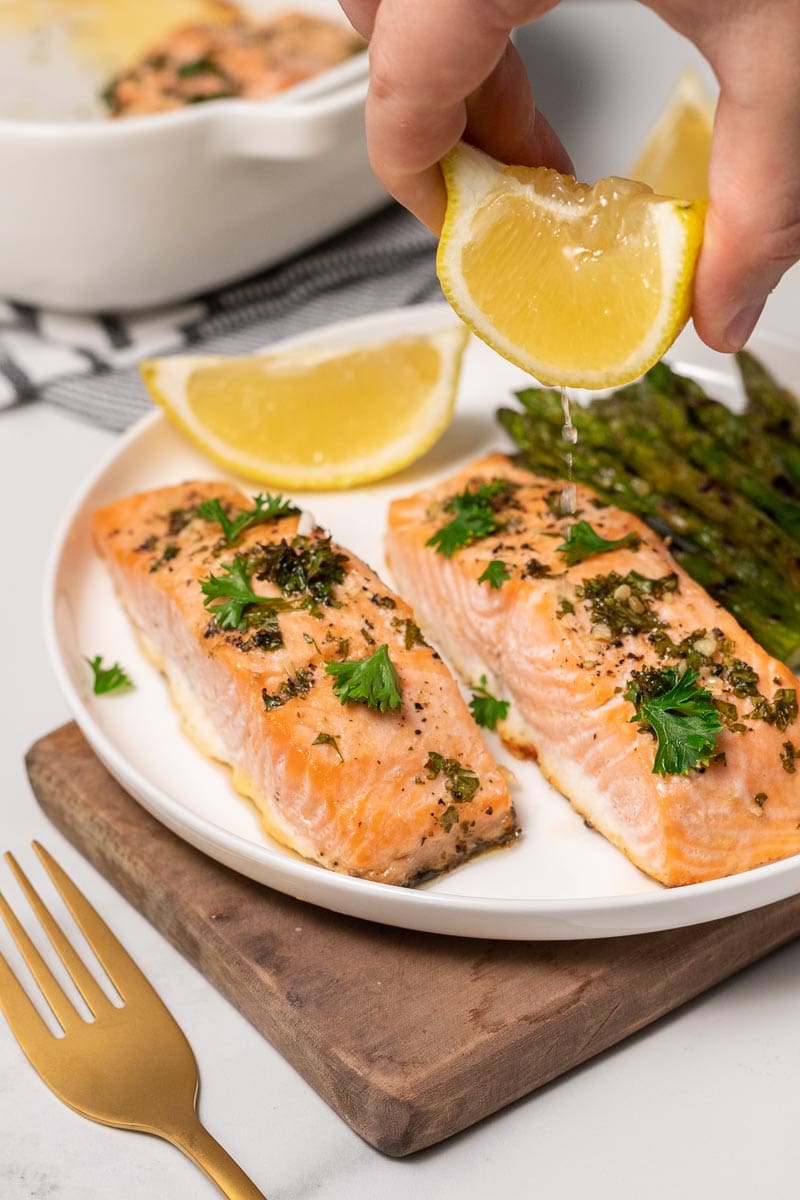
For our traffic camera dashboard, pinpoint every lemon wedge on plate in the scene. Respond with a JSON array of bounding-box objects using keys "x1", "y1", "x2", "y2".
[
  {"x1": 141, "y1": 326, "x2": 469, "y2": 489},
  {"x1": 436, "y1": 142, "x2": 705, "y2": 389},
  {"x1": 632, "y1": 67, "x2": 715, "y2": 201}
]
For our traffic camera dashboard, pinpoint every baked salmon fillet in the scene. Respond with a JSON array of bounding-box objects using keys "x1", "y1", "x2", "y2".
[
  {"x1": 386, "y1": 453, "x2": 800, "y2": 886},
  {"x1": 92, "y1": 482, "x2": 515, "y2": 885}
]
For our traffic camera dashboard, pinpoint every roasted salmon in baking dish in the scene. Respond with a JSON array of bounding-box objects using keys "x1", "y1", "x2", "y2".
[
  {"x1": 386, "y1": 453, "x2": 800, "y2": 886},
  {"x1": 93, "y1": 482, "x2": 515, "y2": 884}
]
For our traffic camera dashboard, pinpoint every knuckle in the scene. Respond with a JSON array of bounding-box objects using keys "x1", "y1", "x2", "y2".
[
  {"x1": 759, "y1": 214, "x2": 800, "y2": 269},
  {"x1": 367, "y1": 45, "x2": 403, "y2": 107}
]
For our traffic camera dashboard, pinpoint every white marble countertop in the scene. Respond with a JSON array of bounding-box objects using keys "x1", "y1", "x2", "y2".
[{"x1": 3, "y1": 4, "x2": 800, "y2": 1197}]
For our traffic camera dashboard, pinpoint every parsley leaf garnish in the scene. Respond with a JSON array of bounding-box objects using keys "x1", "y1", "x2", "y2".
[
  {"x1": 312, "y1": 732, "x2": 344, "y2": 763},
  {"x1": 478, "y1": 560, "x2": 510, "y2": 589},
  {"x1": 86, "y1": 656, "x2": 133, "y2": 695},
  {"x1": 426, "y1": 479, "x2": 514, "y2": 557},
  {"x1": 424, "y1": 751, "x2": 480, "y2": 803},
  {"x1": 200, "y1": 557, "x2": 289, "y2": 630},
  {"x1": 558, "y1": 519, "x2": 640, "y2": 567},
  {"x1": 625, "y1": 666, "x2": 722, "y2": 776},
  {"x1": 469, "y1": 676, "x2": 510, "y2": 730},
  {"x1": 197, "y1": 493, "x2": 299, "y2": 545},
  {"x1": 325, "y1": 644, "x2": 402, "y2": 712}
]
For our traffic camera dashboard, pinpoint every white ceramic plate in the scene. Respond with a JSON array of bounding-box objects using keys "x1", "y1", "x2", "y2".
[{"x1": 46, "y1": 303, "x2": 800, "y2": 939}]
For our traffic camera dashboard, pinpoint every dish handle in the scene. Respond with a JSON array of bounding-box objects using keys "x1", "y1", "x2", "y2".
[{"x1": 213, "y1": 78, "x2": 368, "y2": 160}]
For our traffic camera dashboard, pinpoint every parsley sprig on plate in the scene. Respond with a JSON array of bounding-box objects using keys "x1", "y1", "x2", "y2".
[
  {"x1": 86, "y1": 656, "x2": 133, "y2": 695},
  {"x1": 197, "y1": 492, "x2": 299, "y2": 546},
  {"x1": 558, "y1": 519, "x2": 640, "y2": 567},
  {"x1": 325, "y1": 644, "x2": 402, "y2": 712},
  {"x1": 625, "y1": 665, "x2": 722, "y2": 776},
  {"x1": 469, "y1": 676, "x2": 509, "y2": 730}
]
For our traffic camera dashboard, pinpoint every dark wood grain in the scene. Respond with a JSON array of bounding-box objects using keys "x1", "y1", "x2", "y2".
[{"x1": 25, "y1": 723, "x2": 800, "y2": 1156}]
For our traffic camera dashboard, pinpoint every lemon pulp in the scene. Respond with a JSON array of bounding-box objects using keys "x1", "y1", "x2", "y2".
[
  {"x1": 632, "y1": 68, "x2": 715, "y2": 201},
  {"x1": 437, "y1": 143, "x2": 705, "y2": 389},
  {"x1": 141, "y1": 324, "x2": 469, "y2": 489},
  {"x1": 187, "y1": 339, "x2": 442, "y2": 467},
  {"x1": 461, "y1": 174, "x2": 662, "y2": 375}
]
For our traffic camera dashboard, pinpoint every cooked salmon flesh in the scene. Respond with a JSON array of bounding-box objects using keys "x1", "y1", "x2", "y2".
[
  {"x1": 93, "y1": 482, "x2": 515, "y2": 885},
  {"x1": 386, "y1": 453, "x2": 800, "y2": 886}
]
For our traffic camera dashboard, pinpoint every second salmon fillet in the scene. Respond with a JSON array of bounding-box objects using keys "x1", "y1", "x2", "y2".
[{"x1": 386, "y1": 453, "x2": 800, "y2": 886}]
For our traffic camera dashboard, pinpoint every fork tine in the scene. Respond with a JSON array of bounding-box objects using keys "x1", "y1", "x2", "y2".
[
  {"x1": 5, "y1": 853, "x2": 110, "y2": 1017},
  {"x1": 0, "y1": 884, "x2": 80, "y2": 1033},
  {"x1": 32, "y1": 843, "x2": 156, "y2": 1004},
  {"x1": 0, "y1": 952, "x2": 53, "y2": 1044}
]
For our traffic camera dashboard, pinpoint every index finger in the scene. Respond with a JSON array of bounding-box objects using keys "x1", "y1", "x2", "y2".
[{"x1": 365, "y1": 0, "x2": 560, "y2": 226}]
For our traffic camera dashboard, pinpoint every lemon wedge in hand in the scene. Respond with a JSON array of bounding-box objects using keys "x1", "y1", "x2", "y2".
[
  {"x1": 436, "y1": 142, "x2": 705, "y2": 389},
  {"x1": 141, "y1": 326, "x2": 469, "y2": 489}
]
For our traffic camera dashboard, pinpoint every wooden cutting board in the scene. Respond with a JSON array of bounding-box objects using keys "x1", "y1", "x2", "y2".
[{"x1": 26, "y1": 722, "x2": 800, "y2": 1157}]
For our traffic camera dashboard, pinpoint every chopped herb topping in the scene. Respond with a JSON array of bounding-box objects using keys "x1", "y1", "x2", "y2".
[
  {"x1": 312, "y1": 732, "x2": 344, "y2": 763},
  {"x1": 166, "y1": 507, "x2": 196, "y2": 537},
  {"x1": 469, "y1": 676, "x2": 510, "y2": 731},
  {"x1": 149, "y1": 542, "x2": 180, "y2": 572},
  {"x1": 754, "y1": 792, "x2": 768, "y2": 808},
  {"x1": 425, "y1": 751, "x2": 480, "y2": 803},
  {"x1": 439, "y1": 805, "x2": 460, "y2": 832},
  {"x1": 523, "y1": 557, "x2": 553, "y2": 580},
  {"x1": 325, "y1": 634, "x2": 350, "y2": 658},
  {"x1": 781, "y1": 742, "x2": 798, "y2": 774},
  {"x1": 556, "y1": 597, "x2": 575, "y2": 619},
  {"x1": 252, "y1": 535, "x2": 347, "y2": 611},
  {"x1": 724, "y1": 658, "x2": 761, "y2": 698},
  {"x1": 747, "y1": 687, "x2": 798, "y2": 732},
  {"x1": 711, "y1": 698, "x2": 747, "y2": 734},
  {"x1": 235, "y1": 623, "x2": 284, "y2": 653},
  {"x1": 86, "y1": 655, "x2": 133, "y2": 696},
  {"x1": 426, "y1": 479, "x2": 517, "y2": 557},
  {"x1": 371, "y1": 593, "x2": 397, "y2": 609},
  {"x1": 197, "y1": 492, "x2": 299, "y2": 545},
  {"x1": 177, "y1": 56, "x2": 229, "y2": 79},
  {"x1": 625, "y1": 666, "x2": 723, "y2": 776},
  {"x1": 262, "y1": 668, "x2": 315, "y2": 711},
  {"x1": 478, "y1": 559, "x2": 511, "y2": 589},
  {"x1": 136, "y1": 534, "x2": 158, "y2": 553},
  {"x1": 391, "y1": 616, "x2": 428, "y2": 650},
  {"x1": 578, "y1": 570, "x2": 679, "y2": 638},
  {"x1": 200, "y1": 557, "x2": 291, "y2": 630},
  {"x1": 325, "y1": 644, "x2": 402, "y2": 712},
  {"x1": 557, "y1": 519, "x2": 640, "y2": 566}
]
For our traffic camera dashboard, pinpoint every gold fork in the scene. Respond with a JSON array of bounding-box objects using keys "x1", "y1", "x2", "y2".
[{"x1": 0, "y1": 842, "x2": 267, "y2": 1199}]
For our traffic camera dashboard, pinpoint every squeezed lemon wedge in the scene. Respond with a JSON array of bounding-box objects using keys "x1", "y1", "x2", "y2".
[
  {"x1": 141, "y1": 326, "x2": 469, "y2": 489},
  {"x1": 436, "y1": 142, "x2": 705, "y2": 389}
]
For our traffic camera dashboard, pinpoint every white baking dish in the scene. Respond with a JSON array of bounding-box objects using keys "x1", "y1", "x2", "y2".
[{"x1": 0, "y1": 0, "x2": 386, "y2": 311}]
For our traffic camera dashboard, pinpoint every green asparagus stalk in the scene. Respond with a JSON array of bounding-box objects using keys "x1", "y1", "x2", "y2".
[
  {"x1": 624, "y1": 378, "x2": 800, "y2": 542},
  {"x1": 737, "y1": 350, "x2": 800, "y2": 429},
  {"x1": 497, "y1": 406, "x2": 800, "y2": 663},
  {"x1": 512, "y1": 383, "x2": 800, "y2": 587},
  {"x1": 640, "y1": 359, "x2": 800, "y2": 499}
]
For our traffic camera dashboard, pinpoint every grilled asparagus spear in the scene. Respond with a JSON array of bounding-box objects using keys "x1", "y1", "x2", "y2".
[{"x1": 498, "y1": 394, "x2": 800, "y2": 665}]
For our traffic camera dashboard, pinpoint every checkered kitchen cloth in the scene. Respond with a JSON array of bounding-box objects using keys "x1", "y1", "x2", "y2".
[{"x1": 0, "y1": 204, "x2": 440, "y2": 432}]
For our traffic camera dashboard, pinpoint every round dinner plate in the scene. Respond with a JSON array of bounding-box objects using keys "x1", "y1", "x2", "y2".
[{"x1": 46, "y1": 303, "x2": 800, "y2": 939}]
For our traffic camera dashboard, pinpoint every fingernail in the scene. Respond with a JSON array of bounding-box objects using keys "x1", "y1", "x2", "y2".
[{"x1": 726, "y1": 301, "x2": 766, "y2": 351}]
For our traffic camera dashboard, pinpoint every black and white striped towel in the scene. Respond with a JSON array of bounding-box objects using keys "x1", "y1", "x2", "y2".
[{"x1": 0, "y1": 204, "x2": 439, "y2": 431}]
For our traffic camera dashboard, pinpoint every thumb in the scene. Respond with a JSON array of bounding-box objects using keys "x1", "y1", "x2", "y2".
[{"x1": 693, "y1": 56, "x2": 800, "y2": 351}]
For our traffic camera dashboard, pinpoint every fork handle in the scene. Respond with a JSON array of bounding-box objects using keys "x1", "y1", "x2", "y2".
[{"x1": 168, "y1": 1116, "x2": 268, "y2": 1200}]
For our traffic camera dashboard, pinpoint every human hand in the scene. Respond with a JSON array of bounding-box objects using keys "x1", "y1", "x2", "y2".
[{"x1": 339, "y1": 0, "x2": 800, "y2": 353}]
